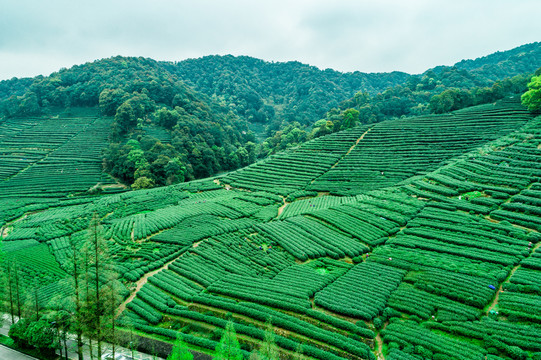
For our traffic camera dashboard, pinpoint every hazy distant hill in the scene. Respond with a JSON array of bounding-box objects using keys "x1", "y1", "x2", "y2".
[{"x1": 453, "y1": 41, "x2": 541, "y2": 80}]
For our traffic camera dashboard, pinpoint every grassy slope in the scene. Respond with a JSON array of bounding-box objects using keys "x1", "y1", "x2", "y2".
[{"x1": 2, "y1": 99, "x2": 541, "y2": 360}]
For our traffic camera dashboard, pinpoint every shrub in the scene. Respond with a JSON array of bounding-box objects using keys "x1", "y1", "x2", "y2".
[{"x1": 9, "y1": 318, "x2": 31, "y2": 348}]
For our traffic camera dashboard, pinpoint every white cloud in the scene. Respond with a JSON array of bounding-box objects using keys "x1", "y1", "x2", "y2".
[{"x1": 1, "y1": 0, "x2": 540, "y2": 79}]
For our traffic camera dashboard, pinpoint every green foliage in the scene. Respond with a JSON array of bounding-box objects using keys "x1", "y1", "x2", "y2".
[
  {"x1": 521, "y1": 73, "x2": 541, "y2": 112},
  {"x1": 333, "y1": 68, "x2": 531, "y2": 135},
  {"x1": 8, "y1": 318, "x2": 31, "y2": 347},
  {"x1": 341, "y1": 108, "x2": 359, "y2": 129},
  {"x1": 373, "y1": 317, "x2": 384, "y2": 330},
  {"x1": 168, "y1": 335, "x2": 194, "y2": 360},
  {"x1": 429, "y1": 88, "x2": 473, "y2": 114},
  {"x1": 258, "y1": 322, "x2": 280, "y2": 360},
  {"x1": 215, "y1": 321, "x2": 243, "y2": 360},
  {"x1": 25, "y1": 318, "x2": 58, "y2": 352},
  {"x1": 8, "y1": 317, "x2": 58, "y2": 353},
  {"x1": 132, "y1": 176, "x2": 155, "y2": 189},
  {"x1": 315, "y1": 263, "x2": 406, "y2": 320},
  {"x1": 174, "y1": 55, "x2": 409, "y2": 129}
]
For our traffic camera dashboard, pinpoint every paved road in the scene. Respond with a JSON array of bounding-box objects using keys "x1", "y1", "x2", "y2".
[{"x1": 0, "y1": 344, "x2": 38, "y2": 360}]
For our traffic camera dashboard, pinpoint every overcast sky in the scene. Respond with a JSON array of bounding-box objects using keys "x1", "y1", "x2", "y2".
[{"x1": 1, "y1": 0, "x2": 540, "y2": 80}]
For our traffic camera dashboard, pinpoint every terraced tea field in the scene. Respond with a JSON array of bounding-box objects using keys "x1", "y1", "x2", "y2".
[
  {"x1": 0, "y1": 110, "x2": 121, "y2": 199},
  {"x1": 2, "y1": 98, "x2": 541, "y2": 360}
]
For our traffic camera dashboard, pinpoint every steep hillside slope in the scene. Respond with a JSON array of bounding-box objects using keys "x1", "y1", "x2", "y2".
[
  {"x1": 0, "y1": 108, "x2": 121, "y2": 198},
  {"x1": 222, "y1": 98, "x2": 531, "y2": 195},
  {"x1": 2, "y1": 98, "x2": 541, "y2": 360}
]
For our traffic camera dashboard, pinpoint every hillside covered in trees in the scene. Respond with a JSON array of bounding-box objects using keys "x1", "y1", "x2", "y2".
[{"x1": 0, "y1": 42, "x2": 540, "y2": 190}]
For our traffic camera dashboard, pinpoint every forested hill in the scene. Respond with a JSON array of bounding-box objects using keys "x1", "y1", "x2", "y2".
[
  {"x1": 453, "y1": 41, "x2": 541, "y2": 80},
  {"x1": 172, "y1": 42, "x2": 541, "y2": 131},
  {"x1": 0, "y1": 42, "x2": 540, "y2": 190},
  {"x1": 0, "y1": 57, "x2": 256, "y2": 186},
  {"x1": 171, "y1": 56, "x2": 409, "y2": 128},
  {"x1": 313, "y1": 42, "x2": 541, "y2": 137}
]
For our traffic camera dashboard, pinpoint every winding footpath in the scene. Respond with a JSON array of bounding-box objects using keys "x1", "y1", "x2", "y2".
[
  {"x1": 116, "y1": 257, "x2": 178, "y2": 318},
  {"x1": 486, "y1": 241, "x2": 541, "y2": 314}
]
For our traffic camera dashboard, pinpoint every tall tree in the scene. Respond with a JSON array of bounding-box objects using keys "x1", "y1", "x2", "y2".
[
  {"x1": 5, "y1": 260, "x2": 16, "y2": 324},
  {"x1": 27, "y1": 278, "x2": 40, "y2": 322},
  {"x1": 122, "y1": 318, "x2": 139, "y2": 360},
  {"x1": 83, "y1": 212, "x2": 111, "y2": 360},
  {"x1": 168, "y1": 334, "x2": 193, "y2": 360},
  {"x1": 0, "y1": 242, "x2": 6, "y2": 327},
  {"x1": 258, "y1": 322, "x2": 279, "y2": 360},
  {"x1": 82, "y1": 238, "x2": 95, "y2": 360},
  {"x1": 65, "y1": 233, "x2": 85, "y2": 360},
  {"x1": 81, "y1": 213, "x2": 110, "y2": 360},
  {"x1": 13, "y1": 260, "x2": 23, "y2": 320},
  {"x1": 215, "y1": 321, "x2": 243, "y2": 360},
  {"x1": 91, "y1": 214, "x2": 103, "y2": 360},
  {"x1": 102, "y1": 272, "x2": 122, "y2": 360},
  {"x1": 50, "y1": 309, "x2": 71, "y2": 360},
  {"x1": 521, "y1": 73, "x2": 541, "y2": 112}
]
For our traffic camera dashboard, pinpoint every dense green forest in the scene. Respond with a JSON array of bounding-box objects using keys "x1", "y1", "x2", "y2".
[
  {"x1": 172, "y1": 43, "x2": 541, "y2": 154},
  {"x1": 172, "y1": 56, "x2": 409, "y2": 128}
]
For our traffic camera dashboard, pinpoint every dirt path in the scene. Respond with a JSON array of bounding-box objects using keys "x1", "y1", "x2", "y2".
[
  {"x1": 373, "y1": 320, "x2": 389, "y2": 360},
  {"x1": 309, "y1": 125, "x2": 374, "y2": 185},
  {"x1": 485, "y1": 215, "x2": 539, "y2": 232},
  {"x1": 486, "y1": 264, "x2": 520, "y2": 314},
  {"x1": 101, "y1": 183, "x2": 127, "y2": 190},
  {"x1": 277, "y1": 196, "x2": 289, "y2": 217},
  {"x1": 374, "y1": 334, "x2": 385, "y2": 360},
  {"x1": 331, "y1": 127, "x2": 372, "y2": 169},
  {"x1": 485, "y1": 244, "x2": 541, "y2": 314},
  {"x1": 347, "y1": 128, "x2": 372, "y2": 155},
  {"x1": 116, "y1": 257, "x2": 178, "y2": 317},
  {"x1": 1, "y1": 226, "x2": 10, "y2": 238}
]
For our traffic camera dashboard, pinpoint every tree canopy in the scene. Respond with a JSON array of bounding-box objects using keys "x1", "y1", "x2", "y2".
[{"x1": 521, "y1": 70, "x2": 541, "y2": 112}]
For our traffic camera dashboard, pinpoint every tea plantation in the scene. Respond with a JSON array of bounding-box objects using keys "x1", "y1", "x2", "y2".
[{"x1": 2, "y1": 98, "x2": 541, "y2": 360}]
